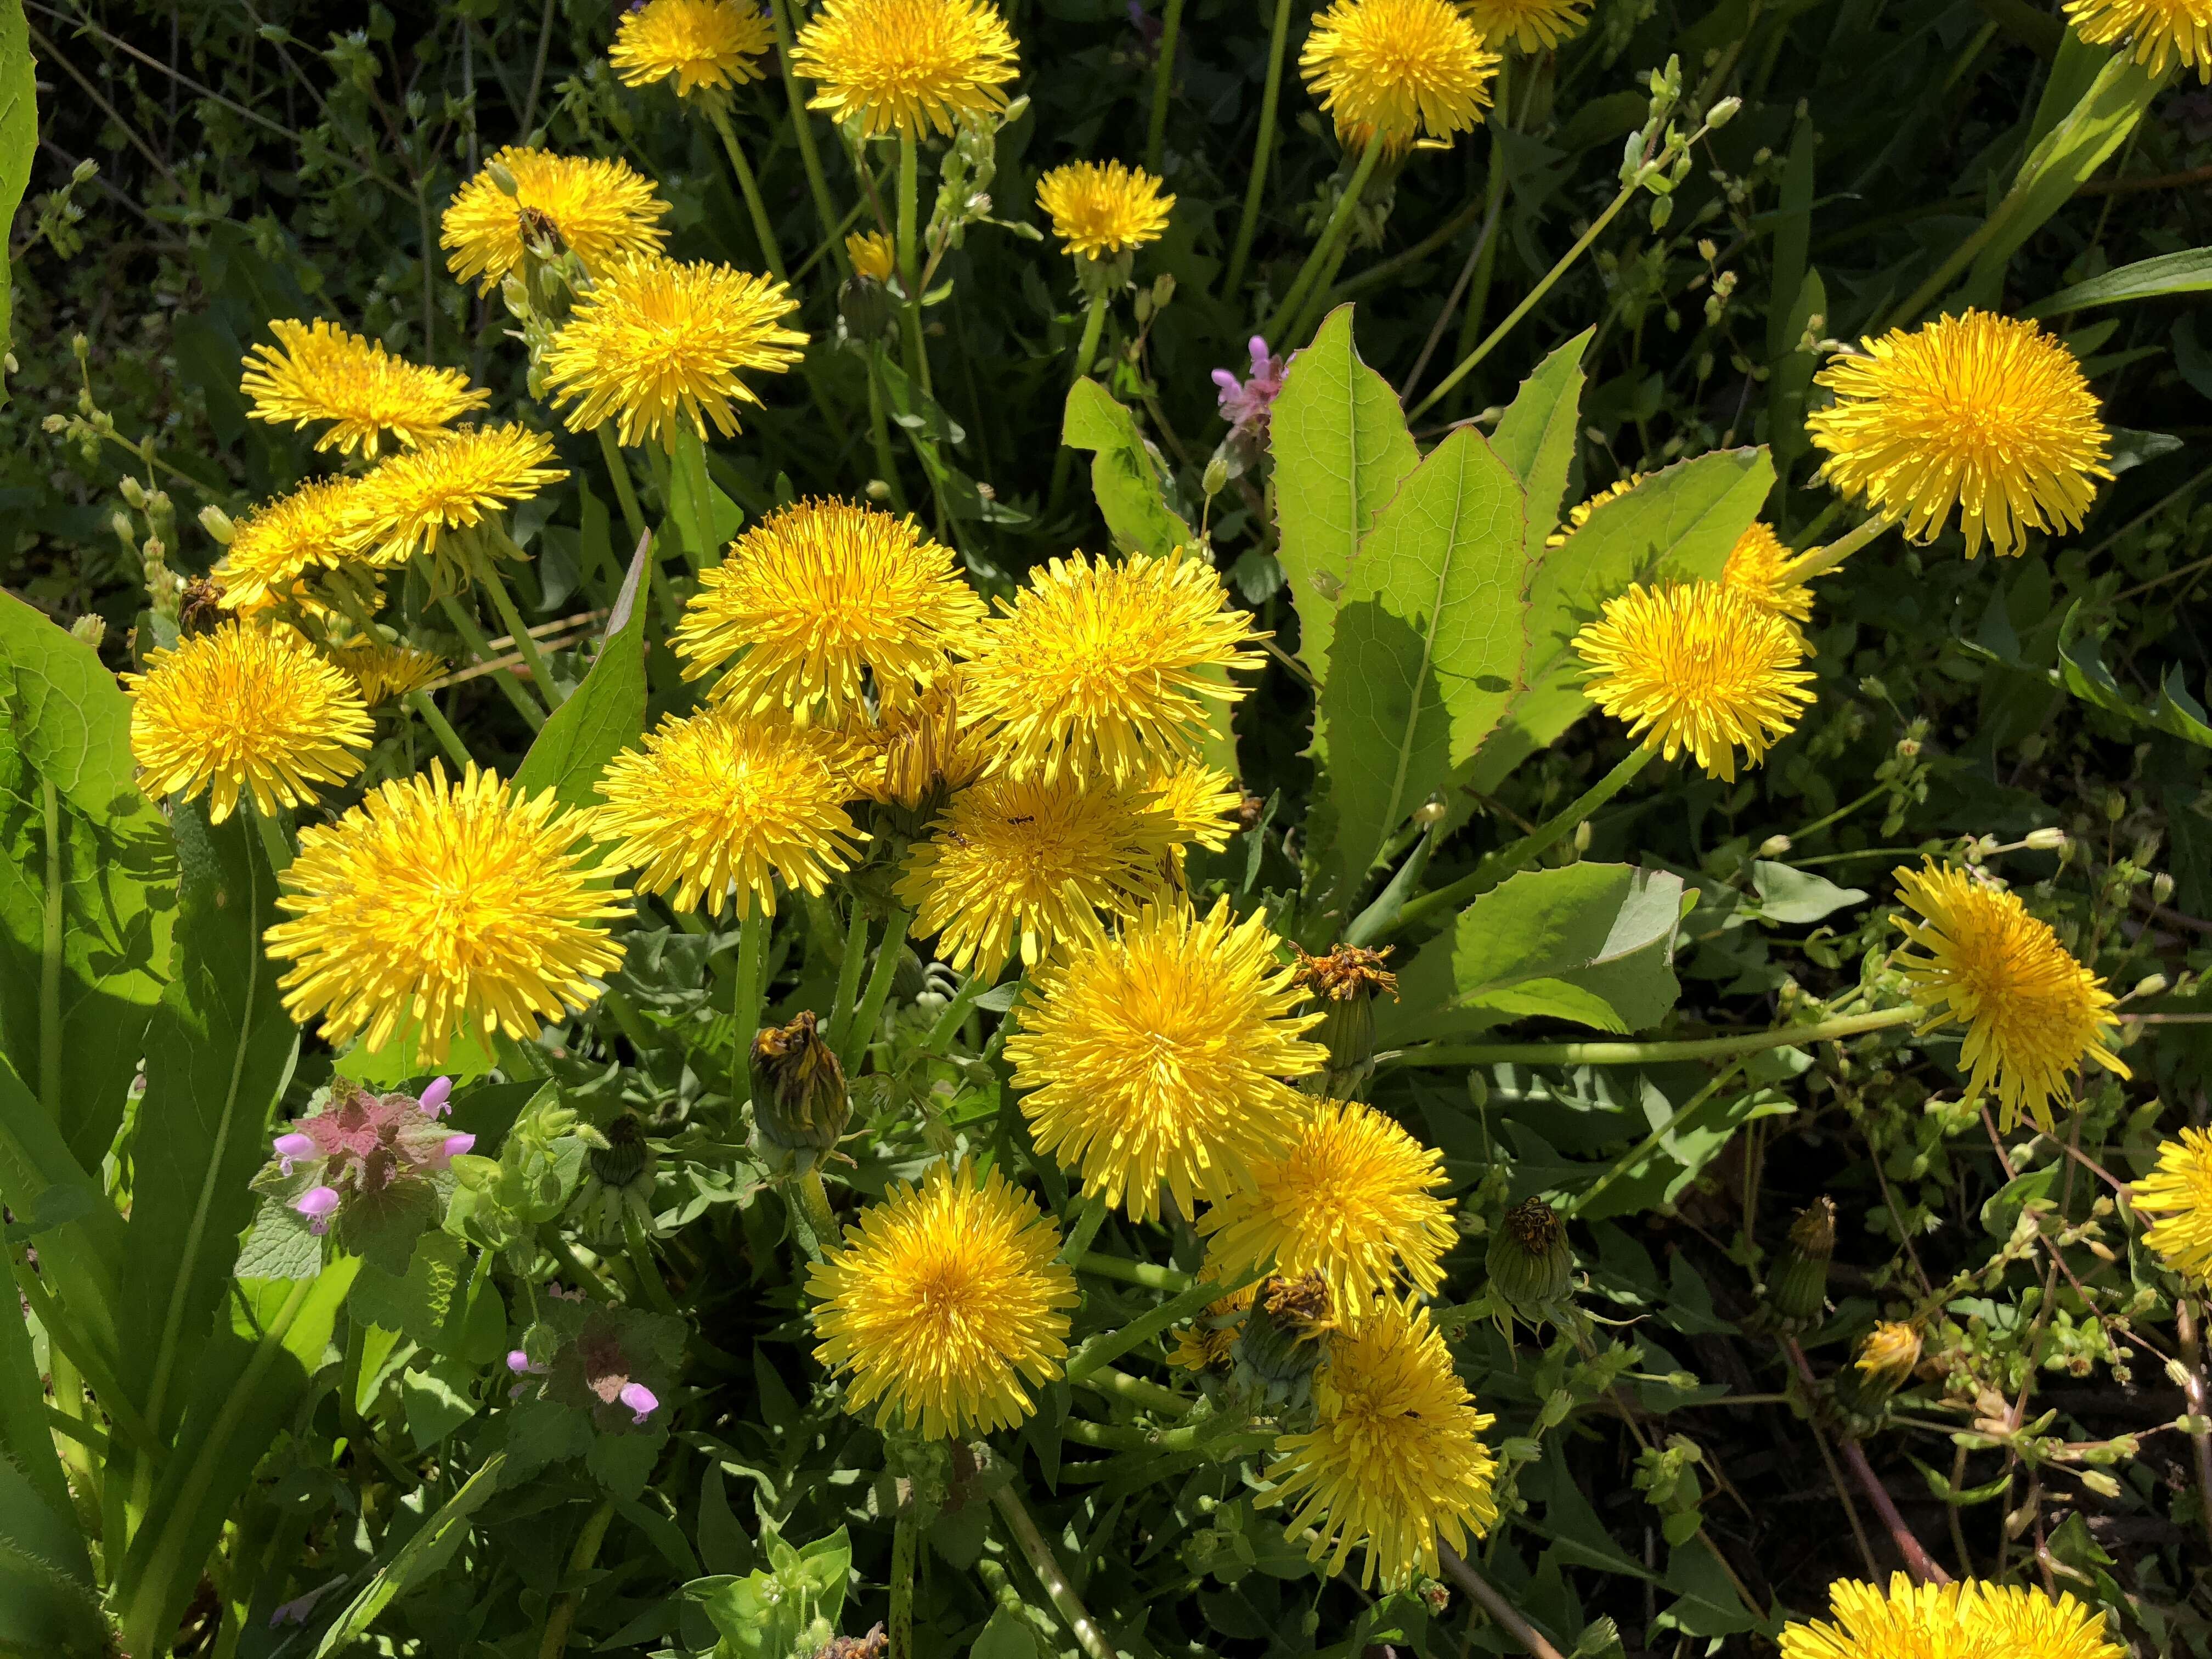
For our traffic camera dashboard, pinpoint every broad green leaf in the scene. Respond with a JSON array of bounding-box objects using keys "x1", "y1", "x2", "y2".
[
  {"x1": 0, "y1": 589, "x2": 144, "y2": 821},
  {"x1": 971, "y1": 1607, "x2": 1042, "y2": 1659},
  {"x1": 0, "y1": 1212, "x2": 90, "y2": 1588},
  {"x1": 311, "y1": 1454, "x2": 507, "y2": 1657},
  {"x1": 121, "y1": 802, "x2": 298, "y2": 1443},
  {"x1": 1379, "y1": 864, "x2": 1685, "y2": 1046},
  {"x1": 2025, "y1": 249, "x2": 2212, "y2": 316},
  {"x1": 1489, "y1": 329, "x2": 1592, "y2": 564},
  {"x1": 1653, "y1": 1542, "x2": 1763, "y2": 1638},
  {"x1": 0, "y1": 1548, "x2": 108, "y2": 1658},
  {"x1": 2027, "y1": 25, "x2": 2114, "y2": 153},
  {"x1": 1464, "y1": 448, "x2": 1773, "y2": 794},
  {"x1": 351, "y1": 1231, "x2": 506, "y2": 1362},
  {"x1": 669, "y1": 425, "x2": 743, "y2": 566},
  {"x1": 1749, "y1": 861, "x2": 1867, "y2": 925},
  {"x1": 0, "y1": 1049, "x2": 128, "y2": 1398},
  {"x1": 512, "y1": 529, "x2": 653, "y2": 810},
  {"x1": 1764, "y1": 116, "x2": 1815, "y2": 366},
  {"x1": 1062, "y1": 377, "x2": 1194, "y2": 558},
  {"x1": 0, "y1": 0, "x2": 34, "y2": 407},
  {"x1": 1269, "y1": 304, "x2": 1419, "y2": 687},
  {"x1": 2056, "y1": 601, "x2": 2212, "y2": 746},
  {"x1": 399, "y1": 1360, "x2": 481, "y2": 1452},
  {"x1": 1767, "y1": 269, "x2": 1826, "y2": 476},
  {"x1": 1317, "y1": 427, "x2": 1526, "y2": 882},
  {"x1": 1577, "y1": 1063, "x2": 1803, "y2": 1223}
]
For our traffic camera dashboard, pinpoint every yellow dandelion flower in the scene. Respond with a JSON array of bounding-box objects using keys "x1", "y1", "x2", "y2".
[
  {"x1": 1141, "y1": 758, "x2": 1242, "y2": 853},
  {"x1": 1461, "y1": 0, "x2": 1591, "y2": 52},
  {"x1": 807, "y1": 1159, "x2": 1077, "y2": 1439},
  {"x1": 1722, "y1": 519, "x2": 1818, "y2": 629},
  {"x1": 1809, "y1": 312, "x2": 2111, "y2": 559},
  {"x1": 1267, "y1": 1298, "x2": 1499, "y2": 1589},
  {"x1": 1543, "y1": 471, "x2": 1646, "y2": 549},
  {"x1": 842, "y1": 674, "x2": 993, "y2": 809},
  {"x1": 324, "y1": 640, "x2": 447, "y2": 707},
  {"x1": 792, "y1": 0, "x2": 1020, "y2": 139},
  {"x1": 963, "y1": 550, "x2": 1263, "y2": 785},
  {"x1": 847, "y1": 229, "x2": 899, "y2": 283},
  {"x1": 1198, "y1": 1099, "x2": 1453, "y2": 1324},
  {"x1": 1169, "y1": 1284, "x2": 1256, "y2": 1372},
  {"x1": 1035, "y1": 161, "x2": 1175, "y2": 259},
  {"x1": 442, "y1": 147, "x2": 672, "y2": 292},
  {"x1": 239, "y1": 319, "x2": 489, "y2": 458},
  {"x1": 672, "y1": 498, "x2": 986, "y2": 720},
  {"x1": 1892, "y1": 862, "x2": 2128, "y2": 1131},
  {"x1": 1779, "y1": 1575, "x2": 1982, "y2": 1659},
  {"x1": 594, "y1": 706, "x2": 867, "y2": 918},
  {"x1": 2064, "y1": 0, "x2": 2212, "y2": 79},
  {"x1": 2129, "y1": 1127, "x2": 2212, "y2": 1284},
  {"x1": 212, "y1": 478, "x2": 366, "y2": 619},
  {"x1": 895, "y1": 770, "x2": 1179, "y2": 974},
  {"x1": 1003, "y1": 898, "x2": 1325, "y2": 1220},
  {"x1": 125, "y1": 622, "x2": 372, "y2": 823},
  {"x1": 544, "y1": 254, "x2": 806, "y2": 451},
  {"x1": 1299, "y1": 0, "x2": 1499, "y2": 152},
  {"x1": 1573, "y1": 580, "x2": 1815, "y2": 781},
  {"x1": 264, "y1": 761, "x2": 629, "y2": 1063},
  {"x1": 1965, "y1": 1583, "x2": 2125, "y2": 1659},
  {"x1": 1853, "y1": 1319, "x2": 1923, "y2": 1386},
  {"x1": 611, "y1": 0, "x2": 774, "y2": 97},
  {"x1": 345, "y1": 426, "x2": 567, "y2": 590}
]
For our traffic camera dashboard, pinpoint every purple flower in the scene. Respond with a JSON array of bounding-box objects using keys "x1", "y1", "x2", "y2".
[
  {"x1": 294, "y1": 1186, "x2": 341, "y2": 1236},
  {"x1": 272, "y1": 1132, "x2": 315, "y2": 1176},
  {"x1": 419, "y1": 1076, "x2": 454, "y2": 1118},
  {"x1": 440, "y1": 1133, "x2": 476, "y2": 1160},
  {"x1": 618, "y1": 1381, "x2": 660, "y2": 1425},
  {"x1": 1212, "y1": 335, "x2": 1288, "y2": 442},
  {"x1": 1126, "y1": 0, "x2": 1164, "y2": 52}
]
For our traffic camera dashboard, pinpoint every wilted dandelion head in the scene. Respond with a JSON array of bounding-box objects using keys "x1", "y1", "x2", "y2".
[
  {"x1": 1574, "y1": 580, "x2": 1815, "y2": 780},
  {"x1": 1460, "y1": 0, "x2": 1592, "y2": 52},
  {"x1": 240, "y1": 319, "x2": 488, "y2": 457},
  {"x1": 2063, "y1": 0, "x2": 2212, "y2": 80},
  {"x1": 212, "y1": 477, "x2": 366, "y2": 619},
  {"x1": 1721, "y1": 519, "x2": 1817, "y2": 629},
  {"x1": 1892, "y1": 862, "x2": 2128, "y2": 1131},
  {"x1": 842, "y1": 674, "x2": 994, "y2": 810},
  {"x1": 846, "y1": 229, "x2": 899, "y2": 282},
  {"x1": 544, "y1": 255, "x2": 806, "y2": 451},
  {"x1": 792, "y1": 0, "x2": 1020, "y2": 138},
  {"x1": 2124, "y1": 1128, "x2": 2212, "y2": 1284},
  {"x1": 611, "y1": 0, "x2": 774, "y2": 97},
  {"x1": 345, "y1": 425, "x2": 568, "y2": 582},
  {"x1": 1299, "y1": 0, "x2": 1498, "y2": 152},
  {"x1": 1809, "y1": 311, "x2": 2111, "y2": 559},
  {"x1": 806, "y1": 1160, "x2": 1077, "y2": 1439},
  {"x1": 1035, "y1": 160, "x2": 1175, "y2": 259},
  {"x1": 125, "y1": 622, "x2": 372, "y2": 822},
  {"x1": 442, "y1": 147, "x2": 671, "y2": 292}
]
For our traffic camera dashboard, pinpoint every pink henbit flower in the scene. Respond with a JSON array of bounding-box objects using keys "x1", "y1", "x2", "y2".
[
  {"x1": 294, "y1": 1186, "x2": 341, "y2": 1235},
  {"x1": 272, "y1": 1132, "x2": 315, "y2": 1176},
  {"x1": 439, "y1": 1133, "x2": 477, "y2": 1160},
  {"x1": 1211, "y1": 335, "x2": 1288, "y2": 441},
  {"x1": 419, "y1": 1076, "x2": 454, "y2": 1118},
  {"x1": 618, "y1": 1381, "x2": 660, "y2": 1425}
]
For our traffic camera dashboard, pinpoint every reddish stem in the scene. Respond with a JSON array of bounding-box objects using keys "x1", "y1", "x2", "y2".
[{"x1": 1785, "y1": 1339, "x2": 1952, "y2": 1585}]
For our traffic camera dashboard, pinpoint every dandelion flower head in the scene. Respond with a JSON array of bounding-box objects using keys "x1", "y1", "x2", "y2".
[
  {"x1": 1199, "y1": 1099, "x2": 1454, "y2": 1323},
  {"x1": 1544, "y1": 471, "x2": 1646, "y2": 549},
  {"x1": 1460, "y1": 0, "x2": 1592, "y2": 52},
  {"x1": 345, "y1": 425, "x2": 567, "y2": 583},
  {"x1": 324, "y1": 640, "x2": 447, "y2": 707},
  {"x1": 1036, "y1": 160, "x2": 1175, "y2": 259},
  {"x1": 1267, "y1": 1298, "x2": 1499, "y2": 1589},
  {"x1": 1574, "y1": 580, "x2": 1815, "y2": 780},
  {"x1": 126, "y1": 622, "x2": 372, "y2": 823},
  {"x1": 792, "y1": 0, "x2": 1020, "y2": 139},
  {"x1": 1779, "y1": 1575, "x2": 1982, "y2": 1659},
  {"x1": 963, "y1": 549, "x2": 1263, "y2": 785},
  {"x1": 1722, "y1": 519, "x2": 1818, "y2": 629},
  {"x1": 672, "y1": 498, "x2": 986, "y2": 720},
  {"x1": 544, "y1": 254, "x2": 806, "y2": 450},
  {"x1": 1299, "y1": 0, "x2": 1499, "y2": 152},
  {"x1": 1003, "y1": 898, "x2": 1325, "y2": 1220},
  {"x1": 1892, "y1": 862, "x2": 2127, "y2": 1131},
  {"x1": 1140, "y1": 758, "x2": 1243, "y2": 854},
  {"x1": 594, "y1": 706, "x2": 867, "y2": 918},
  {"x1": 241, "y1": 320, "x2": 489, "y2": 457},
  {"x1": 2131, "y1": 1127, "x2": 2212, "y2": 1284},
  {"x1": 264, "y1": 762, "x2": 629, "y2": 1063},
  {"x1": 612, "y1": 0, "x2": 774, "y2": 97},
  {"x1": 442, "y1": 147, "x2": 672, "y2": 292},
  {"x1": 212, "y1": 477, "x2": 366, "y2": 619},
  {"x1": 2063, "y1": 0, "x2": 2212, "y2": 81},
  {"x1": 847, "y1": 229, "x2": 899, "y2": 283},
  {"x1": 1809, "y1": 311, "x2": 2111, "y2": 559},
  {"x1": 1170, "y1": 1283, "x2": 1257, "y2": 1372},
  {"x1": 807, "y1": 1159, "x2": 1077, "y2": 1439},
  {"x1": 1963, "y1": 1583, "x2": 2125, "y2": 1659}
]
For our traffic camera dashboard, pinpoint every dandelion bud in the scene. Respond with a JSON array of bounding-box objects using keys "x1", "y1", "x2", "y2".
[
  {"x1": 1706, "y1": 96, "x2": 1741, "y2": 128},
  {"x1": 588, "y1": 1113, "x2": 652, "y2": 1189},
  {"x1": 419, "y1": 1076, "x2": 454, "y2": 1118},
  {"x1": 273, "y1": 1131, "x2": 316, "y2": 1175},
  {"x1": 1765, "y1": 1197, "x2": 1834, "y2": 1329},
  {"x1": 487, "y1": 158, "x2": 520, "y2": 196},
  {"x1": 2023, "y1": 827, "x2": 2067, "y2": 851},
  {"x1": 838, "y1": 272, "x2": 895, "y2": 340},
  {"x1": 1202, "y1": 456, "x2": 1230, "y2": 498},
  {"x1": 749, "y1": 1012, "x2": 851, "y2": 1164},
  {"x1": 618, "y1": 1381, "x2": 659, "y2": 1424},
  {"x1": 1486, "y1": 1197, "x2": 1573, "y2": 1324},
  {"x1": 1231, "y1": 1273, "x2": 1333, "y2": 1410},
  {"x1": 2133, "y1": 973, "x2": 2169, "y2": 1001},
  {"x1": 294, "y1": 1186, "x2": 341, "y2": 1236},
  {"x1": 68, "y1": 615, "x2": 104, "y2": 648},
  {"x1": 1833, "y1": 1320, "x2": 1921, "y2": 1417},
  {"x1": 1290, "y1": 945, "x2": 1398, "y2": 1099}
]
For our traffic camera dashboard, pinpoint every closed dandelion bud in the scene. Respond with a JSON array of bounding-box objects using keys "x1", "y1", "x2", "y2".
[
  {"x1": 1486, "y1": 1197, "x2": 1573, "y2": 1321},
  {"x1": 2024, "y1": 827, "x2": 2067, "y2": 851},
  {"x1": 589, "y1": 1113, "x2": 651, "y2": 1190},
  {"x1": 839, "y1": 273, "x2": 895, "y2": 340},
  {"x1": 1290, "y1": 945, "x2": 1397, "y2": 1098},
  {"x1": 1231, "y1": 1272, "x2": 1334, "y2": 1410},
  {"x1": 1834, "y1": 1319, "x2": 1921, "y2": 1416},
  {"x1": 2134, "y1": 973, "x2": 2169, "y2": 1001},
  {"x1": 487, "y1": 157, "x2": 520, "y2": 196},
  {"x1": 1766, "y1": 1197, "x2": 1835, "y2": 1328},
  {"x1": 749, "y1": 1011, "x2": 850, "y2": 1162}
]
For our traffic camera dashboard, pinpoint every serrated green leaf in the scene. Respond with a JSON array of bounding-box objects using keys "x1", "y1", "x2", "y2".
[
  {"x1": 2055, "y1": 601, "x2": 2212, "y2": 746},
  {"x1": 512, "y1": 529, "x2": 653, "y2": 810},
  {"x1": 1061, "y1": 378, "x2": 1194, "y2": 558},
  {"x1": 0, "y1": 0, "x2": 35, "y2": 408},
  {"x1": 1489, "y1": 329, "x2": 1592, "y2": 562},
  {"x1": 0, "y1": 590, "x2": 140, "y2": 821}
]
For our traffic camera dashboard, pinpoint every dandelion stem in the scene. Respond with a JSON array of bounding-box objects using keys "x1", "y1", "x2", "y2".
[
  {"x1": 481, "y1": 567, "x2": 567, "y2": 708},
  {"x1": 404, "y1": 690, "x2": 475, "y2": 770},
  {"x1": 1391, "y1": 1004, "x2": 1920, "y2": 1072},
  {"x1": 1222, "y1": 0, "x2": 1295, "y2": 299},
  {"x1": 1782, "y1": 1338, "x2": 1952, "y2": 1584},
  {"x1": 895, "y1": 132, "x2": 933, "y2": 396},
  {"x1": 732, "y1": 905, "x2": 769, "y2": 1103},
  {"x1": 888, "y1": 1504, "x2": 920, "y2": 1659},
  {"x1": 1076, "y1": 1251, "x2": 1191, "y2": 1293},
  {"x1": 794, "y1": 1169, "x2": 841, "y2": 1249},
  {"x1": 594, "y1": 424, "x2": 650, "y2": 552},
  {"x1": 705, "y1": 99, "x2": 789, "y2": 282},
  {"x1": 1262, "y1": 137, "x2": 1384, "y2": 347},
  {"x1": 865, "y1": 348, "x2": 913, "y2": 511},
  {"x1": 1065, "y1": 1268, "x2": 1263, "y2": 1385},
  {"x1": 990, "y1": 1481, "x2": 1116, "y2": 1659},
  {"x1": 249, "y1": 803, "x2": 294, "y2": 877},
  {"x1": 765, "y1": 0, "x2": 851, "y2": 279},
  {"x1": 1057, "y1": 1193, "x2": 1110, "y2": 1265},
  {"x1": 1047, "y1": 290, "x2": 1112, "y2": 515},
  {"x1": 836, "y1": 907, "x2": 912, "y2": 1072},
  {"x1": 537, "y1": 1497, "x2": 618, "y2": 1659},
  {"x1": 924, "y1": 969, "x2": 992, "y2": 1054},
  {"x1": 1438, "y1": 1545, "x2": 1568, "y2": 1659},
  {"x1": 1143, "y1": 0, "x2": 1184, "y2": 175},
  {"x1": 828, "y1": 899, "x2": 873, "y2": 1054},
  {"x1": 1778, "y1": 512, "x2": 1893, "y2": 583},
  {"x1": 433, "y1": 586, "x2": 548, "y2": 730}
]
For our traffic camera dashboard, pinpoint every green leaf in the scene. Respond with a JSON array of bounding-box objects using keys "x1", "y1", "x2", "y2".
[
  {"x1": 971, "y1": 1607, "x2": 1044, "y2": 1659},
  {"x1": 1060, "y1": 378, "x2": 1194, "y2": 558},
  {"x1": 0, "y1": 0, "x2": 35, "y2": 408},
  {"x1": 0, "y1": 1049, "x2": 128, "y2": 1402},
  {"x1": 1748, "y1": 861, "x2": 1867, "y2": 925},
  {"x1": 1379, "y1": 864, "x2": 1685, "y2": 1046},
  {"x1": 1316, "y1": 427, "x2": 1527, "y2": 882},
  {"x1": 349, "y1": 1230, "x2": 507, "y2": 1359},
  {"x1": 1464, "y1": 448, "x2": 1773, "y2": 793},
  {"x1": 1269, "y1": 304, "x2": 1419, "y2": 689},
  {"x1": 669, "y1": 425, "x2": 744, "y2": 566},
  {"x1": 0, "y1": 589, "x2": 143, "y2": 822},
  {"x1": 2056, "y1": 601, "x2": 2212, "y2": 747},
  {"x1": 2025, "y1": 249, "x2": 2212, "y2": 316},
  {"x1": 121, "y1": 802, "x2": 298, "y2": 1444},
  {"x1": 400, "y1": 1360, "x2": 481, "y2": 1451},
  {"x1": 512, "y1": 528, "x2": 653, "y2": 810},
  {"x1": 2027, "y1": 25, "x2": 2117, "y2": 154},
  {"x1": 0, "y1": 1547, "x2": 109, "y2": 1659},
  {"x1": 1653, "y1": 1542, "x2": 1762, "y2": 1638},
  {"x1": 0, "y1": 1211, "x2": 89, "y2": 1589},
  {"x1": 1489, "y1": 329, "x2": 1592, "y2": 562},
  {"x1": 310, "y1": 1454, "x2": 507, "y2": 1657}
]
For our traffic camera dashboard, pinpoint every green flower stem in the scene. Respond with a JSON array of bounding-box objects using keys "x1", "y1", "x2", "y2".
[
  {"x1": 836, "y1": 906, "x2": 912, "y2": 1073},
  {"x1": 888, "y1": 1505, "x2": 920, "y2": 1659},
  {"x1": 594, "y1": 423, "x2": 650, "y2": 552},
  {"x1": 1069, "y1": 1364, "x2": 1188, "y2": 1417},
  {"x1": 538, "y1": 1225, "x2": 620, "y2": 1303},
  {"x1": 731, "y1": 905, "x2": 769, "y2": 1103},
  {"x1": 895, "y1": 132, "x2": 932, "y2": 396},
  {"x1": 404, "y1": 689, "x2": 475, "y2": 769},
  {"x1": 1380, "y1": 745, "x2": 1656, "y2": 941},
  {"x1": 1143, "y1": 0, "x2": 1186, "y2": 174},
  {"x1": 1222, "y1": 0, "x2": 1296, "y2": 298},
  {"x1": 1065, "y1": 1267, "x2": 1262, "y2": 1385},
  {"x1": 990, "y1": 1480, "x2": 1118, "y2": 1659},
  {"x1": 537, "y1": 1497, "x2": 619, "y2": 1659},
  {"x1": 865, "y1": 348, "x2": 912, "y2": 511},
  {"x1": 1438, "y1": 1547, "x2": 1570, "y2": 1659},
  {"x1": 828, "y1": 899, "x2": 872, "y2": 1050},
  {"x1": 1261, "y1": 137, "x2": 1384, "y2": 346},
  {"x1": 1056, "y1": 1192, "x2": 1110, "y2": 1265},
  {"x1": 1282, "y1": 229, "x2": 1357, "y2": 352},
  {"x1": 480, "y1": 565, "x2": 566, "y2": 708},
  {"x1": 704, "y1": 98, "x2": 789, "y2": 281},
  {"x1": 432, "y1": 588, "x2": 547, "y2": 729},
  {"x1": 794, "y1": 1169, "x2": 842, "y2": 1249},
  {"x1": 923, "y1": 969, "x2": 992, "y2": 1054},
  {"x1": 1046, "y1": 289, "x2": 1111, "y2": 514},
  {"x1": 765, "y1": 0, "x2": 851, "y2": 279},
  {"x1": 1393, "y1": 1004, "x2": 1921, "y2": 1075},
  {"x1": 1779, "y1": 512, "x2": 1894, "y2": 583},
  {"x1": 1569, "y1": 1059, "x2": 1748, "y2": 1219},
  {"x1": 1075, "y1": 1250, "x2": 1191, "y2": 1293},
  {"x1": 622, "y1": 1207, "x2": 682, "y2": 1317},
  {"x1": 249, "y1": 803, "x2": 293, "y2": 877}
]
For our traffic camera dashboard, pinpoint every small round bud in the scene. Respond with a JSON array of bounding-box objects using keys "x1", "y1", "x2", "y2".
[
  {"x1": 2133, "y1": 973, "x2": 2170, "y2": 1001},
  {"x1": 2153, "y1": 871, "x2": 2175, "y2": 905},
  {"x1": 1413, "y1": 798, "x2": 1448, "y2": 828},
  {"x1": 2107, "y1": 791, "x2": 2128, "y2": 823},
  {"x1": 1706, "y1": 96, "x2": 1741, "y2": 128},
  {"x1": 1202, "y1": 456, "x2": 1230, "y2": 498},
  {"x1": 749, "y1": 1012, "x2": 851, "y2": 1166},
  {"x1": 1486, "y1": 1198, "x2": 1573, "y2": 1325},
  {"x1": 866, "y1": 478, "x2": 892, "y2": 502},
  {"x1": 2023, "y1": 827, "x2": 2067, "y2": 852},
  {"x1": 198, "y1": 504, "x2": 236, "y2": 545},
  {"x1": 487, "y1": 159, "x2": 520, "y2": 196},
  {"x1": 1757, "y1": 834, "x2": 1792, "y2": 859},
  {"x1": 68, "y1": 615, "x2": 105, "y2": 649},
  {"x1": 119, "y1": 476, "x2": 148, "y2": 509},
  {"x1": 1572, "y1": 819, "x2": 1592, "y2": 853}
]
